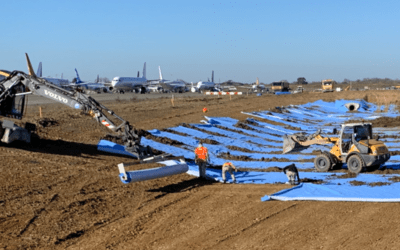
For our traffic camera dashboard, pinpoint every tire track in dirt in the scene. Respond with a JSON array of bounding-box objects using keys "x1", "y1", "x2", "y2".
[
  {"x1": 18, "y1": 194, "x2": 59, "y2": 236},
  {"x1": 214, "y1": 203, "x2": 298, "y2": 246}
]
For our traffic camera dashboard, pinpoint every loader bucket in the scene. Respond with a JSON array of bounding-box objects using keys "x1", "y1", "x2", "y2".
[{"x1": 282, "y1": 134, "x2": 309, "y2": 154}]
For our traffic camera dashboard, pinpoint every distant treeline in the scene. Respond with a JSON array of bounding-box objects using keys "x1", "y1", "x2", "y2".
[{"x1": 222, "y1": 77, "x2": 400, "y2": 86}]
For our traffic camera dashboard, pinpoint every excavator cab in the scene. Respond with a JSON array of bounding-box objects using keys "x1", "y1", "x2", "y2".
[{"x1": 0, "y1": 83, "x2": 26, "y2": 120}]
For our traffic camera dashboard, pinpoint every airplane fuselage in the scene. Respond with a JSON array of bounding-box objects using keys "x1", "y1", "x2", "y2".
[
  {"x1": 44, "y1": 77, "x2": 69, "y2": 86},
  {"x1": 111, "y1": 77, "x2": 147, "y2": 91},
  {"x1": 197, "y1": 81, "x2": 215, "y2": 89}
]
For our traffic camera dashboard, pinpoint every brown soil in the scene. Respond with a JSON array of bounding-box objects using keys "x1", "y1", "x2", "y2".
[
  {"x1": 368, "y1": 182, "x2": 391, "y2": 187},
  {"x1": 226, "y1": 145, "x2": 253, "y2": 153},
  {"x1": 145, "y1": 134, "x2": 183, "y2": 146},
  {"x1": 349, "y1": 180, "x2": 367, "y2": 186},
  {"x1": 388, "y1": 176, "x2": 400, "y2": 182},
  {"x1": 2, "y1": 91, "x2": 400, "y2": 249},
  {"x1": 181, "y1": 123, "x2": 227, "y2": 137},
  {"x1": 234, "y1": 122, "x2": 257, "y2": 131},
  {"x1": 334, "y1": 172, "x2": 359, "y2": 179},
  {"x1": 195, "y1": 138, "x2": 220, "y2": 145},
  {"x1": 162, "y1": 128, "x2": 190, "y2": 137},
  {"x1": 214, "y1": 124, "x2": 255, "y2": 137}
]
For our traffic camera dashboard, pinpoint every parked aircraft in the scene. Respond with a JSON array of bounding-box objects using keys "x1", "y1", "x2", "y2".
[
  {"x1": 69, "y1": 69, "x2": 108, "y2": 93},
  {"x1": 148, "y1": 66, "x2": 186, "y2": 93},
  {"x1": 110, "y1": 63, "x2": 147, "y2": 93},
  {"x1": 36, "y1": 61, "x2": 69, "y2": 86},
  {"x1": 191, "y1": 70, "x2": 216, "y2": 93}
]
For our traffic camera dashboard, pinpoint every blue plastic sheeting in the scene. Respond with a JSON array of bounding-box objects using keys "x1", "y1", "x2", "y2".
[
  {"x1": 170, "y1": 126, "x2": 279, "y2": 153},
  {"x1": 97, "y1": 140, "x2": 137, "y2": 158},
  {"x1": 204, "y1": 117, "x2": 282, "y2": 142},
  {"x1": 145, "y1": 138, "x2": 315, "y2": 169},
  {"x1": 147, "y1": 129, "x2": 313, "y2": 161},
  {"x1": 241, "y1": 116, "x2": 299, "y2": 135},
  {"x1": 275, "y1": 92, "x2": 292, "y2": 95},
  {"x1": 261, "y1": 182, "x2": 400, "y2": 202},
  {"x1": 192, "y1": 124, "x2": 280, "y2": 147},
  {"x1": 247, "y1": 112, "x2": 312, "y2": 131},
  {"x1": 187, "y1": 163, "x2": 334, "y2": 184}
]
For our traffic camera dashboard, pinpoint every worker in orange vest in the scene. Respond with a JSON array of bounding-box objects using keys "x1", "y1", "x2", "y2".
[
  {"x1": 194, "y1": 142, "x2": 209, "y2": 179},
  {"x1": 203, "y1": 107, "x2": 208, "y2": 113},
  {"x1": 222, "y1": 161, "x2": 237, "y2": 184}
]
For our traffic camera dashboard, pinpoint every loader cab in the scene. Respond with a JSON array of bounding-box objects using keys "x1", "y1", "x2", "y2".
[{"x1": 339, "y1": 123, "x2": 372, "y2": 154}]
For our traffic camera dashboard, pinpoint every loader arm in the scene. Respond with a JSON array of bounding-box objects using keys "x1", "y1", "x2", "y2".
[
  {"x1": 0, "y1": 71, "x2": 152, "y2": 159},
  {"x1": 283, "y1": 130, "x2": 338, "y2": 154}
]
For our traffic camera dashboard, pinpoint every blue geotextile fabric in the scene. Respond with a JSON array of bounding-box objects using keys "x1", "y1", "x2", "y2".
[
  {"x1": 97, "y1": 140, "x2": 137, "y2": 158},
  {"x1": 204, "y1": 117, "x2": 283, "y2": 142},
  {"x1": 187, "y1": 163, "x2": 334, "y2": 184},
  {"x1": 99, "y1": 98, "x2": 400, "y2": 202},
  {"x1": 148, "y1": 128, "x2": 313, "y2": 160},
  {"x1": 261, "y1": 182, "x2": 400, "y2": 202}
]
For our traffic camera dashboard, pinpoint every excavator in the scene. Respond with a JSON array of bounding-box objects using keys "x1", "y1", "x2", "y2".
[
  {"x1": 283, "y1": 123, "x2": 390, "y2": 173},
  {"x1": 0, "y1": 54, "x2": 154, "y2": 160}
]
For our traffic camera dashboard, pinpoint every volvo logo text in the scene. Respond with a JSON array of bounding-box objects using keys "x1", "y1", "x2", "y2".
[{"x1": 44, "y1": 90, "x2": 68, "y2": 103}]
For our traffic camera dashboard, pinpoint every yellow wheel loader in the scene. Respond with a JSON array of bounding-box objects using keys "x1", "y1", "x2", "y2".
[
  {"x1": 321, "y1": 79, "x2": 335, "y2": 92},
  {"x1": 283, "y1": 123, "x2": 390, "y2": 173}
]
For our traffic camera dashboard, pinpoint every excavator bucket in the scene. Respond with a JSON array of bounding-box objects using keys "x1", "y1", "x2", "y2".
[{"x1": 282, "y1": 134, "x2": 309, "y2": 154}]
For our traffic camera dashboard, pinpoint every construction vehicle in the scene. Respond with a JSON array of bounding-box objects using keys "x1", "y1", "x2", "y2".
[
  {"x1": 0, "y1": 54, "x2": 155, "y2": 160},
  {"x1": 271, "y1": 81, "x2": 290, "y2": 93},
  {"x1": 283, "y1": 123, "x2": 390, "y2": 174},
  {"x1": 321, "y1": 79, "x2": 335, "y2": 92}
]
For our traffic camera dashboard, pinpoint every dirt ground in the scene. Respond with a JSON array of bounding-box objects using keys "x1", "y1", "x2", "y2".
[{"x1": 1, "y1": 90, "x2": 400, "y2": 249}]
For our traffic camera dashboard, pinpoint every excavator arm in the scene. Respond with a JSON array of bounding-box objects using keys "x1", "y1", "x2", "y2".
[
  {"x1": 0, "y1": 70, "x2": 153, "y2": 159},
  {"x1": 283, "y1": 129, "x2": 337, "y2": 154}
]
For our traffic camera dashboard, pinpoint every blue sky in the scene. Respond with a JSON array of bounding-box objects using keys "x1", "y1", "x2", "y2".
[{"x1": 1, "y1": 0, "x2": 399, "y2": 83}]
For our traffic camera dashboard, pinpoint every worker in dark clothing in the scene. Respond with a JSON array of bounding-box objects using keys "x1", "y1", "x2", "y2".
[{"x1": 283, "y1": 163, "x2": 300, "y2": 185}]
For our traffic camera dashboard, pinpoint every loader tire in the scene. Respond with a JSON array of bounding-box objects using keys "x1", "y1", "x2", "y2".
[
  {"x1": 314, "y1": 154, "x2": 331, "y2": 172},
  {"x1": 347, "y1": 154, "x2": 364, "y2": 174}
]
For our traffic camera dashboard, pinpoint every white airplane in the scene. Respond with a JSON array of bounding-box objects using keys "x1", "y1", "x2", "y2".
[
  {"x1": 110, "y1": 63, "x2": 148, "y2": 94},
  {"x1": 148, "y1": 66, "x2": 186, "y2": 93},
  {"x1": 68, "y1": 68, "x2": 108, "y2": 93},
  {"x1": 191, "y1": 70, "x2": 216, "y2": 93},
  {"x1": 36, "y1": 62, "x2": 69, "y2": 86}
]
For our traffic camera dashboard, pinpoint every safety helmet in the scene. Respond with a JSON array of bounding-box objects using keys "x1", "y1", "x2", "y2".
[{"x1": 198, "y1": 142, "x2": 203, "y2": 147}]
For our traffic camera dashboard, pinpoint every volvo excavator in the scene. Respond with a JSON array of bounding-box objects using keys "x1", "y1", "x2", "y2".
[
  {"x1": 0, "y1": 54, "x2": 154, "y2": 160},
  {"x1": 283, "y1": 123, "x2": 390, "y2": 173}
]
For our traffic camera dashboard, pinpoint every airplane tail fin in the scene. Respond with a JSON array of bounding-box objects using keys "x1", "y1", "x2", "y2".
[
  {"x1": 256, "y1": 77, "x2": 259, "y2": 85},
  {"x1": 143, "y1": 62, "x2": 146, "y2": 79},
  {"x1": 25, "y1": 53, "x2": 37, "y2": 77},
  {"x1": 158, "y1": 66, "x2": 163, "y2": 80},
  {"x1": 37, "y1": 62, "x2": 42, "y2": 77},
  {"x1": 61, "y1": 73, "x2": 63, "y2": 79},
  {"x1": 74, "y1": 68, "x2": 83, "y2": 84},
  {"x1": 96, "y1": 74, "x2": 99, "y2": 83},
  {"x1": 211, "y1": 70, "x2": 214, "y2": 83},
  {"x1": 137, "y1": 71, "x2": 140, "y2": 77}
]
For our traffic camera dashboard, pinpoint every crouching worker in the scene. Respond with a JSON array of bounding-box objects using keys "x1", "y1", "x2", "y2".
[
  {"x1": 194, "y1": 143, "x2": 209, "y2": 179},
  {"x1": 283, "y1": 163, "x2": 300, "y2": 185},
  {"x1": 222, "y1": 162, "x2": 237, "y2": 184}
]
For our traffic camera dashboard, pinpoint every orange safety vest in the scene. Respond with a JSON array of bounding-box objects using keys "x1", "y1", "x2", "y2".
[
  {"x1": 203, "y1": 107, "x2": 208, "y2": 113},
  {"x1": 223, "y1": 162, "x2": 233, "y2": 167},
  {"x1": 195, "y1": 147, "x2": 208, "y2": 160}
]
